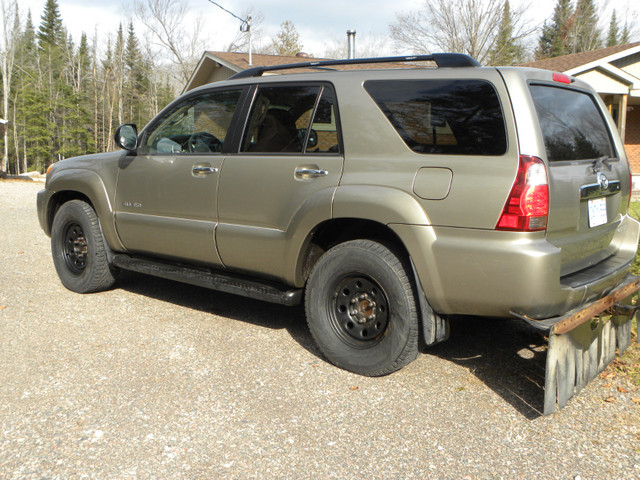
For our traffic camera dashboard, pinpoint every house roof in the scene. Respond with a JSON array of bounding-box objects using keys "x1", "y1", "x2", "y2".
[
  {"x1": 205, "y1": 51, "x2": 426, "y2": 72},
  {"x1": 208, "y1": 51, "x2": 329, "y2": 72},
  {"x1": 184, "y1": 51, "x2": 430, "y2": 92},
  {"x1": 520, "y1": 41, "x2": 640, "y2": 72}
]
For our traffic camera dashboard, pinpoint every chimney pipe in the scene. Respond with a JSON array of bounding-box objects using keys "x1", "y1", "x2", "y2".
[{"x1": 347, "y1": 29, "x2": 356, "y2": 59}]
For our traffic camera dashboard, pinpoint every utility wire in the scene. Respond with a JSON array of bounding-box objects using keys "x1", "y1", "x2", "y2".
[{"x1": 206, "y1": 0, "x2": 248, "y2": 25}]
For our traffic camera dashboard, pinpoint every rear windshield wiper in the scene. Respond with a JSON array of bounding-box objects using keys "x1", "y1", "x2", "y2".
[{"x1": 592, "y1": 156, "x2": 615, "y2": 173}]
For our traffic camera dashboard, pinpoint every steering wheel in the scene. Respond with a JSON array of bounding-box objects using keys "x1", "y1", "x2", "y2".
[{"x1": 187, "y1": 131, "x2": 222, "y2": 153}]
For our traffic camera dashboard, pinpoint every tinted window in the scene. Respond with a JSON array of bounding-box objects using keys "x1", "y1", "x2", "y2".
[
  {"x1": 242, "y1": 85, "x2": 320, "y2": 153},
  {"x1": 530, "y1": 85, "x2": 614, "y2": 162},
  {"x1": 364, "y1": 80, "x2": 507, "y2": 156},
  {"x1": 142, "y1": 89, "x2": 242, "y2": 154},
  {"x1": 306, "y1": 88, "x2": 341, "y2": 154}
]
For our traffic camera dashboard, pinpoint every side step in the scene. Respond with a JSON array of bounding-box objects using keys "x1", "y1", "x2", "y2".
[{"x1": 112, "y1": 254, "x2": 303, "y2": 306}]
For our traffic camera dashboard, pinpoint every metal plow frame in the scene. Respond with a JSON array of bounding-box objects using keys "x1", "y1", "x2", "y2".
[{"x1": 542, "y1": 275, "x2": 639, "y2": 415}]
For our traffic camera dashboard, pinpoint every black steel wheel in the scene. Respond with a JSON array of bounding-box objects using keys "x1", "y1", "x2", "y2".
[
  {"x1": 305, "y1": 239, "x2": 419, "y2": 376},
  {"x1": 61, "y1": 221, "x2": 88, "y2": 274},
  {"x1": 328, "y1": 274, "x2": 390, "y2": 346},
  {"x1": 51, "y1": 200, "x2": 116, "y2": 293}
]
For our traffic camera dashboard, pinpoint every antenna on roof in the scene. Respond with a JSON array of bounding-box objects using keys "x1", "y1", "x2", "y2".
[{"x1": 207, "y1": 0, "x2": 253, "y2": 65}]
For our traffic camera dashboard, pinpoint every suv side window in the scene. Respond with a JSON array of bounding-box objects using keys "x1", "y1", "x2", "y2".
[
  {"x1": 364, "y1": 80, "x2": 507, "y2": 156},
  {"x1": 241, "y1": 85, "x2": 341, "y2": 154},
  {"x1": 142, "y1": 89, "x2": 242, "y2": 154},
  {"x1": 306, "y1": 88, "x2": 340, "y2": 154}
]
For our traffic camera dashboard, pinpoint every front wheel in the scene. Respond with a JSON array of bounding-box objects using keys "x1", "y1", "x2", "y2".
[
  {"x1": 305, "y1": 240, "x2": 419, "y2": 376},
  {"x1": 51, "y1": 200, "x2": 116, "y2": 293}
]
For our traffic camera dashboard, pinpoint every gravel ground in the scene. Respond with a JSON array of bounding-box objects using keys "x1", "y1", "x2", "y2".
[{"x1": 0, "y1": 180, "x2": 639, "y2": 480}]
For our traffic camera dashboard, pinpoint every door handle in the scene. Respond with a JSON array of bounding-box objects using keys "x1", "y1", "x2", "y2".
[
  {"x1": 192, "y1": 164, "x2": 218, "y2": 176},
  {"x1": 295, "y1": 167, "x2": 328, "y2": 179}
]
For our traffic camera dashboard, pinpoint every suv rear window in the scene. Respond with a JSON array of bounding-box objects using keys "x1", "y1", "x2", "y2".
[
  {"x1": 364, "y1": 80, "x2": 507, "y2": 156},
  {"x1": 529, "y1": 85, "x2": 614, "y2": 162}
]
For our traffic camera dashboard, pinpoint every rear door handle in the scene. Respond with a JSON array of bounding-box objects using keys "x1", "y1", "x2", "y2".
[
  {"x1": 295, "y1": 167, "x2": 328, "y2": 179},
  {"x1": 192, "y1": 163, "x2": 218, "y2": 176}
]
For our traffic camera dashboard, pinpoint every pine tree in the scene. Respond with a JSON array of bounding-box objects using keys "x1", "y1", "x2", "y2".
[
  {"x1": 620, "y1": 22, "x2": 630, "y2": 45},
  {"x1": 36, "y1": 0, "x2": 64, "y2": 49},
  {"x1": 606, "y1": 11, "x2": 619, "y2": 47},
  {"x1": 573, "y1": 0, "x2": 601, "y2": 53},
  {"x1": 124, "y1": 22, "x2": 151, "y2": 128},
  {"x1": 271, "y1": 21, "x2": 303, "y2": 56},
  {"x1": 536, "y1": 0, "x2": 573, "y2": 59},
  {"x1": 488, "y1": 1, "x2": 524, "y2": 66},
  {"x1": 14, "y1": 11, "x2": 50, "y2": 171}
]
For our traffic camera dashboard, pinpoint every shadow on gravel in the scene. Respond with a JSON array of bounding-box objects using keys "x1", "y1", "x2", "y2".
[
  {"x1": 428, "y1": 316, "x2": 548, "y2": 419},
  {"x1": 117, "y1": 272, "x2": 548, "y2": 418},
  {"x1": 116, "y1": 271, "x2": 320, "y2": 353}
]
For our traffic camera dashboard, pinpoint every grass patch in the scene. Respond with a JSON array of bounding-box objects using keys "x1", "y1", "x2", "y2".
[{"x1": 608, "y1": 203, "x2": 640, "y2": 388}]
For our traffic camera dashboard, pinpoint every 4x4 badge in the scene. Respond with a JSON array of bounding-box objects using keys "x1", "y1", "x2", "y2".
[{"x1": 597, "y1": 172, "x2": 609, "y2": 191}]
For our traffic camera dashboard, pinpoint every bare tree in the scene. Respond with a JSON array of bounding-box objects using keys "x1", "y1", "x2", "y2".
[
  {"x1": 390, "y1": 0, "x2": 533, "y2": 64},
  {"x1": 0, "y1": 0, "x2": 18, "y2": 173},
  {"x1": 134, "y1": 0, "x2": 205, "y2": 85}
]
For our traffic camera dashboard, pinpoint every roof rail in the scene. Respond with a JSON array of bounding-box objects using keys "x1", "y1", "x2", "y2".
[{"x1": 229, "y1": 53, "x2": 481, "y2": 80}]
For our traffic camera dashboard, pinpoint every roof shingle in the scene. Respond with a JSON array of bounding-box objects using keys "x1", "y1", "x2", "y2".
[{"x1": 520, "y1": 42, "x2": 640, "y2": 72}]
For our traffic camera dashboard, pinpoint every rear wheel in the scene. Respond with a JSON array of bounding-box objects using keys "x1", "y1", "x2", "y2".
[
  {"x1": 305, "y1": 240, "x2": 419, "y2": 376},
  {"x1": 51, "y1": 200, "x2": 116, "y2": 293}
]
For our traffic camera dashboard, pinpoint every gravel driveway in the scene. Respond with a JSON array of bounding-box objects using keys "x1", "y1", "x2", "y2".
[{"x1": 1, "y1": 180, "x2": 638, "y2": 479}]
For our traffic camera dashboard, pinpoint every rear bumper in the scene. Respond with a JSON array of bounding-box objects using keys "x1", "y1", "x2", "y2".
[
  {"x1": 390, "y1": 214, "x2": 640, "y2": 318},
  {"x1": 512, "y1": 273, "x2": 640, "y2": 333}
]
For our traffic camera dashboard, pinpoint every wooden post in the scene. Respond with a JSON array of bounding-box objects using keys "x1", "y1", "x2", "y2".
[{"x1": 618, "y1": 94, "x2": 628, "y2": 144}]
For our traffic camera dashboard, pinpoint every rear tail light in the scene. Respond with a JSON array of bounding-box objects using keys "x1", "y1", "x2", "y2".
[{"x1": 496, "y1": 155, "x2": 549, "y2": 232}]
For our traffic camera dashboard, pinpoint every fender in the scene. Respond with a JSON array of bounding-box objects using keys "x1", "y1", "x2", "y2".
[
  {"x1": 332, "y1": 185, "x2": 443, "y2": 311},
  {"x1": 333, "y1": 185, "x2": 432, "y2": 226},
  {"x1": 44, "y1": 168, "x2": 124, "y2": 252}
]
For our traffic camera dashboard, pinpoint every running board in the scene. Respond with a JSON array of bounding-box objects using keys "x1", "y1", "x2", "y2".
[{"x1": 112, "y1": 254, "x2": 303, "y2": 306}]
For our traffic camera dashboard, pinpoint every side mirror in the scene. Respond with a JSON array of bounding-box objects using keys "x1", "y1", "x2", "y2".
[{"x1": 115, "y1": 124, "x2": 138, "y2": 152}]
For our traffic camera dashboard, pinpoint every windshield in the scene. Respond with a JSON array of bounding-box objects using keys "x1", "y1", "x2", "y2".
[{"x1": 529, "y1": 85, "x2": 615, "y2": 162}]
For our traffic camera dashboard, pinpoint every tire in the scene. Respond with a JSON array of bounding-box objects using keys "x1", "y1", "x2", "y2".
[
  {"x1": 51, "y1": 200, "x2": 116, "y2": 293},
  {"x1": 305, "y1": 240, "x2": 419, "y2": 376}
]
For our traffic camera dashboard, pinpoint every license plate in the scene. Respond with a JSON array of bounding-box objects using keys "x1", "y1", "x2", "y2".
[{"x1": 588, "y1": 197, "x2": 607, "y2": 227}]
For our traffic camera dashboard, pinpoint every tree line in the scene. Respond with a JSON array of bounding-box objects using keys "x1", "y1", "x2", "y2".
[
  {"x1": 0, "y1": 0, "x2": 175, "y2": 175},
  {"x1": 0, "y1": 0, "x2": 636, "y2": 175},
  {"x1": 389, "y1": 0, "x2": 634, "y2": 66}
]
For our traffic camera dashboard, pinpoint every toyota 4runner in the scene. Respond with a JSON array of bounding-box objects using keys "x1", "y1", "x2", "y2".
[{"x1": 37, "y1": 54, "x2": 640, "y2": 414}]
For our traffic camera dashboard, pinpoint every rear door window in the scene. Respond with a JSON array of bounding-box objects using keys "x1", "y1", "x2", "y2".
[
  {"x1": 240, "y1": 84, "x2": 342, "y2": 155},
  {"x1": 364, "y1": 79, "x2": 507, "y2": 156},
  {"x1": 529, "y1": 85, "x2": 614, "y2": 162}
]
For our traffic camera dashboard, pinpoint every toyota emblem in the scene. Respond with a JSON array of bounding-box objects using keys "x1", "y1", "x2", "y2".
[{"x1": 597, "y1": 172, "x2": 609, "y2": 191}]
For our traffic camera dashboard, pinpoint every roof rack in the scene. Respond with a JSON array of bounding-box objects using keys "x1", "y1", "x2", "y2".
[{"x1": 229, "y1": 53, "x2": 481, "y2": 80}]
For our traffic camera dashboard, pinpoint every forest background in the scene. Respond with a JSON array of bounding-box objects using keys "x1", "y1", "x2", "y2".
[{"x1": 0, "y1": 0, "x2": 637, "y2": 175}]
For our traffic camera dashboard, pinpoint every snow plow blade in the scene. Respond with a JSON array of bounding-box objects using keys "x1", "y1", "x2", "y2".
[{"x1": 513, "y1": 274, "x2": 640, "y2": 415}]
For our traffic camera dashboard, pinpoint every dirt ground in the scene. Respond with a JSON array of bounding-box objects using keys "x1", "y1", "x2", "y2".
[{"x1": 1, "y1": 180, "x2": 639, "y2": 480}]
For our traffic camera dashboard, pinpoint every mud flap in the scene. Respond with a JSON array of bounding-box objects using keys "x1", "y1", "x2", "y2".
[{"x1": 542, "y1": 277, "x2": 639, "y2": 415}]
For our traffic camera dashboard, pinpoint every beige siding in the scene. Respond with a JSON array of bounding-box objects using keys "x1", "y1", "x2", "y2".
[
  {"x1": 612, "y1": 52, "x2": 640, "y2": 78},
  {"x1": 576, "y1": 69, "x2": 629, "y2": 94}
]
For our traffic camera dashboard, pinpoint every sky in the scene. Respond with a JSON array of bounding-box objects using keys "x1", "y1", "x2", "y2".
[{"x1": 13, "y1": 0, "x2": 640, "y2": 58}]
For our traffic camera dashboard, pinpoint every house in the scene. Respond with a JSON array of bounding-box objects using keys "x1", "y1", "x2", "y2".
[
  {"x1": 183, "y1": 51, "x2": 328, "y2": 93},
  {"x1": 522, "y1": 42, "x2": 640, "y2": 188},
  {"x1": 183, "y1": 50, "x2": 417, "y2": 93}
]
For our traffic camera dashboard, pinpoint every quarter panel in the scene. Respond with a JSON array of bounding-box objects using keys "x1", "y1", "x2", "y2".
[{"x1": 331, "y1": 69, "x2": 519, "y2": 230}]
